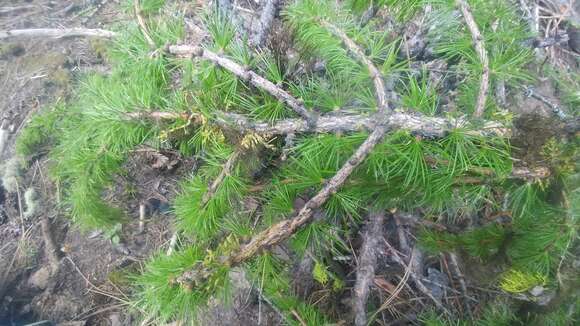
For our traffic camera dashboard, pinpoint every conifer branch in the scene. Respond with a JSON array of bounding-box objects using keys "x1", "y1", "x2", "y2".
[
  {"x1": 321, "y1": 21, "x2": 391, "y2": 113},
  {"x1": 167, "y1": 45, "x2": 315, "y2": 122},
  {"x1": 129, "y1": 109, "x2": 508, "y2": 138},
  {"x1": 0, "y1": 28, "x2": 117, "y2": 40},
  {"x1": 177, "y1": 122, "x2": 392, "y2": 285},
  {"x1": 200, "y1": 149, "x2": 242, "y2": 207},
  {"x1": 134, "y1": 0, "x2": 156, "y2": 49},
  {"x1": 353, "y1": 210, "x2": 385, "y2": 326},
  {"x1": 456, "y1": 0, "x2": 490, "y2": 118},
  {"x1": 250, "y1": 0, "x2": 281, "y2": 47}
]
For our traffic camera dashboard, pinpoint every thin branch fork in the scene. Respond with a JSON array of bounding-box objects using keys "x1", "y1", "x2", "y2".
[
  {"x1": 456, "y1": 0, "x2": 490, "y2": 118},
  {"x1": 166, "y1": 45, "x2": 315, "y2": 123},
  {"x1": 0, "y1": 28, "x2": 117, "y2": 40},
  {"x1": 384, "y1": 239, "x2": 450, "y2": 315}
]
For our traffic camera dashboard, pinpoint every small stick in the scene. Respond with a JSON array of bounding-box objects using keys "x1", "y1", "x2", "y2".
[
  {"x1": 448, "y1": 253, "x2": 472, "y2": 319},
  {"x1": 127, "y1": 109, "x2": 509, "y2": 138},
  {"x1": 167, "y1": 45, "x2": 314, "y2": 122},
  {"x1": 353, "y1": 211, "x2": 385, "y2": 326},
  {"x1": 456, "y1": 0, "x2": 490, "y2": 118},
  {"x1": 134, "y1": 0, "x2": 156, "y2": 49},
  {"x1": 0, "y1": 5, "x2": 35, "y2": 16},
  {"x1": 0, "y1": 28, "x2": 117, "y2": 40},
  {"x1": 138, "y1": 203, "x2": 146, "y2": 234},
  {"x1": 166, "y1": 232, "x2": 179, "y2": 256},
  {"x1": 322, "y1": 21, "x2": 391, "y2": 113},
  {"x1": 384, "y1": 239, "x2": 450, "y2": 315}
]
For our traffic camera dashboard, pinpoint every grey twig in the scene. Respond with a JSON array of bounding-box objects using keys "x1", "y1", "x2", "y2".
[
  {"x1": 353, "y1": 211, "x2": 385, "y2": 326},
  {"x1": 0, "y1": 28, "x2": 117, "y2": 40},
  {"x1": 250, "y1": 0, "x2": 281, "y2": 47},
  {"x1": 456, "y1": 0, "x2": 490, "y2": 118}
]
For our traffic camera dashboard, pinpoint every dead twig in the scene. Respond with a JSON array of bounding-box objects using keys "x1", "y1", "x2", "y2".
[
  {"x1": 127, "y1": 109, "x2": 509, "y2": 138},
  {"x1": 138, "y1": 203, "x2": 146, "y2": 234},
  {"x1": 448, "y1": 253, "x2": 472, "y2": 319},
  {"x1": 167, "y1": 45, "x2": 314, "y2": 122},
  {"x1": 353, "y1": 210, "x2": 385, "y2": 326},
  {"x1": 0, "y1": 5, "x2": 36, "y2": 16},
  {"x1": 456, "y1": 0, "x2": 490, "y2": 118},
  {"x1": 250, "y1": 0, "x2": 281, "y2": 47},
  {"x1": 0, "y1": 28, "x2": 117, "y2": 40},
  {"x1": 134, "y1": 0, "x2": 156, "y2": 49},
  {"x1": 386, "y1": 232, "x2": 450, "y2": 315},
  {"x1": 322, "y1": 21, "x2": 391, "y2": 113}
]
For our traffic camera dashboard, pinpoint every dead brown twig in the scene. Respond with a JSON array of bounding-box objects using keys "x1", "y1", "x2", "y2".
[
  {"x1": 40, "y1": 215, "x2": 61, "y2": 272},
  {"x1": 448, "y1": 253, "x2": 472, "y2": 319},
  {"x1": 353, "y1": 211, "x2": 386, "y2": 326},
  {"x1": 456, "y1": 0, "x2": 490, "y2": 118},
  {"x1": 127, "y1": 109, "x2": 509, "y2": 138}
]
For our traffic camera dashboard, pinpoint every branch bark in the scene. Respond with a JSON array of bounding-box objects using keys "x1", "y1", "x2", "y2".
[
  {"x1": 0, "y1": 28, "x2": 117, "y2": 40},
  {"x1": 456, "y1": 0, "x2": 490, "y2": 118},
  {"x1": 167, "y1": 45, "x2": 315, "y2": 122},
  {"x1": 129, "y1": 110, "x2": 508, "y2": 138},
  {"x1": 353, "y1": 211, "x2": 385, "y2": 326},
  {"x1": 250, "y1": 0, "x2": 281, "y2": 47}
]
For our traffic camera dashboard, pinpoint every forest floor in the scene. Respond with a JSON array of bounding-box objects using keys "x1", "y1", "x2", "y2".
[{"x1": 0, "y1": 0, "x2": 578, "y2": 325}]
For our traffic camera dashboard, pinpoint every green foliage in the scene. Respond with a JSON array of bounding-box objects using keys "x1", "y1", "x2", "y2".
[
  {"x1": 419, "y1": 224, "x2": 508, "y2": 260},
  {"x1": 500, "y1": 269, "x2": 546, "y2": 293},
  {"x1": 426, "y1": 0, "x2": 533, "y2": 116},
  {"x1": 173, "y1": 153, "x2": 249, "y2": 239},
  {"x1": 131, "y1": 246, "x2": 231, "y2": 323},
  {"x1": 16, "y1": 103, "x2": 65, "y2": 157},
  {"x1": 246, "y1": 253, "x2": 331, "y2": 325}
]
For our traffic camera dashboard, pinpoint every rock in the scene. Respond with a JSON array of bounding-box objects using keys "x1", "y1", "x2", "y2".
[
  {"x1": 28, "y1": 266, "x2": 52, "y2": 290},
  {"x1": 425, "y1": 267, "x2": 449, "y2": 299},
  {"x1": 529, "y1": 285, "x2": 545, "y2": 297},
  {"x1": 109, "y1": 313, "x2": 122, "y2": 326}
]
